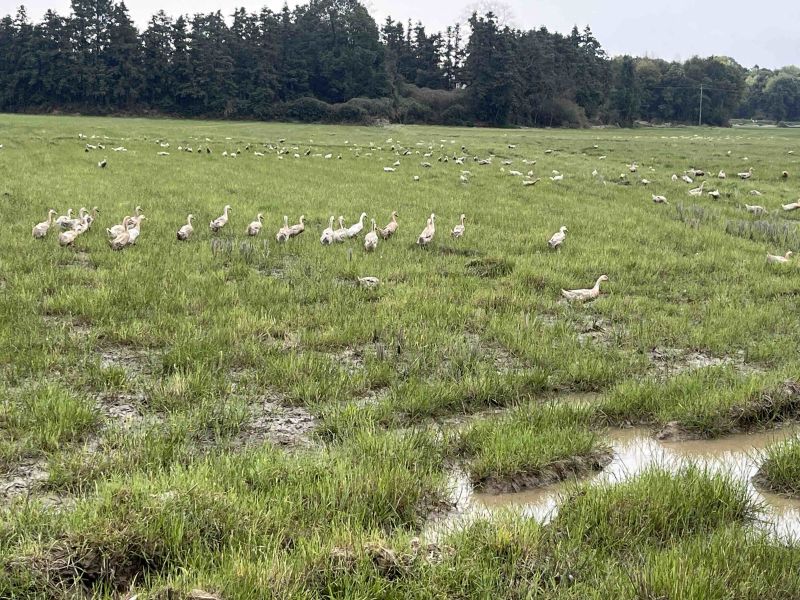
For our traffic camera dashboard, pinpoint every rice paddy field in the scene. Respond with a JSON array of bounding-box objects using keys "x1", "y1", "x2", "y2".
[{"x1": 3, "y1": 113, "x2": 800, "y2": 598}]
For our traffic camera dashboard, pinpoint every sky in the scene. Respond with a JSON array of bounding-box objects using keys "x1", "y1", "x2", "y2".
[{"x1": 11, "y1": 0, "x2": 799, "y2": 69}]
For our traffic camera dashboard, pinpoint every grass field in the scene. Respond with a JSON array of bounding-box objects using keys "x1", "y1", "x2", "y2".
[{"x1": 2, "y1": 113, "x2": 800, "y2": 598}]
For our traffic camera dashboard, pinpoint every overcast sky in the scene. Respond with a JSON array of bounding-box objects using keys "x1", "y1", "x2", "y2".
[{"x1": 13, "y1": 0, "x2": 798, "y2": 69}]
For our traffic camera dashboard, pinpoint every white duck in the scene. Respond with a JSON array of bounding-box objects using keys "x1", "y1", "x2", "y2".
[
  {"x1": 210, "y1": 205, "x2": 232, "y2": 233},
  {"x1": 127, "y1": 216, "x2": 145, "y2": 245},
  {"x1": 652, "y1": 195, "x2": 668, "y2": 204},
  {"x1": 782, "y1": 202, "x2": 800, "y2": 212},
  {"x1": 561, "y1": 275, "x2": 609, "y2": 302},
  {"x1": 364, "y1": 219, "x2": 379, "y2": 252},
  {"x1": 332, "y1": 216, "x2": 349, "y2": 243},
  {"x1": 346, "y1": 213, "x2": 367, "y2": 238},
  {"x1": 738, "y1": 167, "x2": 753, "y2": 180},
  {"x1": 59, "y1": 221, "x2": 87, "y2": 247},
  {"x1": 320, "y1": 216, "x2": 335, "y2": 245},
  {"x1": 177, "y1": 214, "x2": 194, "y2": 241},
  {"x1": 380, "y1": 211, "x2": 399, "y2": 240},
  {"x1": 288, "y1": 215, "x2": 305, "y2": 238},
  {"x1": 32, "y1": 209, "x2": 57, "y2": 239},
  {"x1": 745, "y1": 204, "x2": 768, "y2": 216},
  {"x1": 276, "y1": 216, "x2": 291, "y2": 242},
  {"x1": 707, "y1": 190, "x2": 720, "y2": 200},
  {"x1": 55, "y1": 208, "x2": 74, "y2": 229},
  {"x1": 718, "y1": 171, "x2": 726, "y2": 179},
  {"x1": 451, "y1": 214, "x2": 466, "y2": 238},
  {"x1": 417, "y1": 214, "x2": 436, "y2": 246},
  {"x1": 766, "y1": 251, "x2": 793, "y2": 265},
  {"x1": 109, "y1": 218, "x2": 133, "y2": 250},
  {"x1": 688, "y1": 181, "x2": 706, "y2": 196},
  {"x1": 246, "y1": 213, "x2": 264, "y2": 236},
  {"x1": 548, "y1": 226, "x2": 568, "y2": 249}
]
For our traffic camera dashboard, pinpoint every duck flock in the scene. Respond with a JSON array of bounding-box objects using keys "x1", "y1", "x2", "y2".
[{"x1": 28, "y1": 133, "x2": 798, "y2": 301}]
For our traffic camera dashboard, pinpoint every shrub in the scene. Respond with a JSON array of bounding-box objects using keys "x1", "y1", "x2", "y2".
[
  {"x1": 441, "y1": 104, "x2": 472, "y2": 126},
  {"x1": 286, "y1": 97, "x2": 332, "y2": 123}
]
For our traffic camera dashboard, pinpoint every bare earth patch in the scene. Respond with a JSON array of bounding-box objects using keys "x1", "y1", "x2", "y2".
[
  {"x1": 94, "y1": 391, "x2": 147, "y2": 428},
  {"x1": 649, "y1": 347, "x2": 760, "y2": 377},
  {"x1": 98, "y1": 345, "x2": 155, "y2": 377},
  {"x1": 1, "y1": 459, "x2": 49, "y2": 499},
  {"x1": 464, "y1": 332, "x2": 527, "y2": 374},
  {"x1": 42, "y1": 315, "x2": 92, "y2": 337},
  {"x1": 235, "y1": 393, "x2": 317, "y2": 448}
]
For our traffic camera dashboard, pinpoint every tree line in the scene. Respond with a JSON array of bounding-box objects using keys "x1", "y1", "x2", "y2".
[{"x1": 1, "y1": 0, "x2": 798, "y2": 127}]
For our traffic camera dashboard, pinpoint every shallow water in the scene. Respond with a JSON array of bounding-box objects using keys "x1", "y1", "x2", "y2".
[{"x1": 437, "y1": 426, "x2": 800, "y2": 540}]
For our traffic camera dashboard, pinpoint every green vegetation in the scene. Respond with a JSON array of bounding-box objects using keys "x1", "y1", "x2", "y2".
[
  {"x1": 1, "y1": 114, "x2": 800, "y2": 597},
  {"x1": 757, "y1": 436, "x2": 800, "y2": 497}
]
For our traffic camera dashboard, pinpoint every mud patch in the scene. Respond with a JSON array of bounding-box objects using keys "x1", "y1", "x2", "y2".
[
  {"x1": 98, "y1": 345, "x2": 155, "y2": 377},
  {"x1": 463, "y1": 332, "x2": 527, "y2": 374},
  {"x1": 471, "y1": 450, "x2": 614, "y2": 494},
  {"x1": 236, "y1": 394, "x2": 317, "y2": 448},
  {"x1": 465, "y1": 256, "x2": 514, "y2": 278},
  {"x1": 575, "y1": 316, "x2": 615, "y2": 346},
  {"x1": 329, "y1": 346, "x2": 369, "y2": 375},
  {"x1": 59, "y1": 251, "x2": 95, "y2": 270},
  {"x1": 42, "y1": 314, "x2": 92, "y2": 337},
  {"x1": 94, "y1": 391, "x2": 147, "y2": 428},
  {"x1": 1, "y1": 459, "x2": 49, "y2": 499},
  {"x1": 648, "y1": 347, "x2": 759, "y2": 377}
]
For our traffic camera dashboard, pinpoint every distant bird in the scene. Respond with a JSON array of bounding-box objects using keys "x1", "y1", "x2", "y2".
[
  {"x1": 718, "y1": 171, "x2": 726, "y2": 179},
  {"x1": 640, "y1": 178, "x2": 651, "y2": 185},
  {"x1": 745, "y1": 204, "x2": 768, "y2": 216},
  {"x1": 681, "y1": 174, "x2": 694, "y2": 184},
  {"x1": 652, "y1": 195, "x2": 668, "y2": 204},
  {"x1": 380, "y1": 211, "x2": 399, "y2": 240},
  {"x1": 550, "y1": 174, "x2": 564, "y2": 182},
  {"x1": 276, "y1": 216, "x2": 291, "y2": 242},
  {"x1": 629, "y1": 162, "x2": 638, "y2": 173},
  {"x1": 59, "y1": 222, "x2": 87, "y2": 247},
  {"x1": 671, "y1": 174, "x2": 679, "y2": 182},
  {"x1": 383, "y1": 167, "x2": 396, "y2": 173},
  {"x1": 288, "y1": 215, "x2": 306, "y2": 238},
  {"x1": 417, "y1": 214, "x2": 436, "y2": 246},
  {"x1": 782, "y1": 171, "x2": 789, "y2": 179},
  {"x1": 738, "y1": 167, "x2": 753, "y2": 180},
  {"x1": 246, "y1": 213, "x2": 264, "y2": 236},
  {"x1": 561, "y1": 275, "x2": 609, "y2": 302},
  {"x1": 749, "y1": 190, "x2": 763, "y2": 196},
  {"x1": 320, "y1": 216, "x2": 335, "y2": 245},
  {"x1": 782, "y1": 202, "x2": 800, "y2": 212},
  {"x1": 451, "y1": 214, "x2": 466, "y2": 238},
  {"x1": 98, "y1": 159, "x2": 107, "y2": 168},
  {"x1": 708, "y1": 190, "x2": 720, "y2": 200},
  {"x1": 210, "y1": 205, "x2": 232, "y2": 233},
  {"x1": 766, "y1": 251, "x2": 793, "y2": 265},
  {"x1": 127, "y1": 216, "x2": 145, "y2": 245},
  {"x1": 688, "y1": 181, "x2": 706, "y2": 196},
  {"x1": 364, "y1": 219, "x2": 379, "y2": 252},
  {"x1": 548, "y1": 226, "x2": 568, "y2": 249},
  {"x1": 332, "y1": 216, "x2": 348, "y2": 243},
  {"x1": 177, "y1": 214, "x2": 195, "y2": 241},
  {"x1": 157, "y1": 151, "x2": 169, "y2": 156},
  {"x1": 523, "y1": 178, "x2": 540, "y2": 186},
  {"x1": 357, "y1": 276, "x2": 380, "y2": 289},
  {"x1": 32, "y1": 209, "x2": 57, "y2": 239},
  {"x1": 346, "y1": 213, "x2": 367, "y2": 238}
]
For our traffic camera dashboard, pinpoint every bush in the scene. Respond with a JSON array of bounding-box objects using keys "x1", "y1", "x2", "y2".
[
  {"x1": 286, "y1": 97, "x2": 332, "y2": 123},
  {"x1": 330, "y1": 103, "x2": 368, "y2": 124},
  {"x1": 441, "y1": 104, "x2": 472, "y2": 126},
  {"x1": 397, "y1": 98, "x2": 432, "y2": 124},
  {"x1": 343, "y1": 97, "x2": 394, "y2": 120}
]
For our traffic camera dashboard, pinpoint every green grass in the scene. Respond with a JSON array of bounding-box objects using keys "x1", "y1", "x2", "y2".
[
  {"x1": 756, "y1": 436, "x2": 800, "y2": 497},
  {"x1": 2, "y1": 113, "x2": 800, "y2": 597}
]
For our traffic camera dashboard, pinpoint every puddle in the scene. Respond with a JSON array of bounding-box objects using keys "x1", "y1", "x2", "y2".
[{"x1": 434, "y1": 426, "x2": 800, "y2": 541}]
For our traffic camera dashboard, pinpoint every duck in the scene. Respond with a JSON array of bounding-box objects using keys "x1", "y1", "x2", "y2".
[
  {"x1": 561, "y1": 275, "x2": 609, "y2": 302},
  {"x1": 782, "y1": 202, "x2": 800, "y2": 212},
  {"x1": 276, "y1": 216, "x2": 291, "y2": 242},
  {"x1": 451, "y1": 214, "x2": 466, "y2": 238},
  {"x1": 688, "y1": 181, "x2": 706, "y2": 196},
  {"x1": 55, "y1": 208, "x2": 74, "y2": 229},
  {"x1": 109, "y1": 219, "x2": 133, "y2": 250},
  {"x1": 288, "y1": 215, "x2": 305, "y2": 238},
  {"x1": 671, "y1": 174, "x2": 679, "y2": 182},
  {"x1": 59, "y1": 222, "x2": 87, "y2": 247},
  {"x1": 707, "y1": 190, "x2": 720, "y2": 200},
  {"x1": 32, "y1": 209, "x2": 57, "y2": 239},
  {"x1": 83, "y1": 206, "x2": 100, "y2": 229},
  {"x1": 210, "y1": 205, "x2": 232, "y2": 233},
  {"x1": 416, "y1": 213, "x2": 436, "y2": 246},
  {"x1": 127, "y1": 216, "x2": 145, "y2": 245},
  {"x1": 177, "y1": 214, "x2": 195, "y2": 241},
  {"x1": 346, "y1": 213, "x2": 367, "y2": 238},
  {"x1": 745, "y1": 204, "x2": 768, "y2": 216},
  {"x1": 766, "y1": 251, "x2": 793, "y2": 265},
  {"x1": 246, "y1": 213, "x2": 264, "y2": 236},
  {"x1": 65, "y1": 207, "x2": 88, "y2": 230},
  {"x1": 357, "y1": 276, "x2": 380, "y2": 289},
  {"x1": 320, "y1": 216, "x2": 335, "y2": 245},
  {"x1": 738, "y1": 167, "x2": 753, "y2": 180},
  {"x1": 681, "y1": 174, "x2": 694, "y2": 184},
  {"x1": 332, "y1": 216, "x2": 349, "y2": 243},
  {"x1": 652, "y1": 195, "x2": 668, "y2": 204},
  {"x1": 718, "y1": 170, "x2": 726, "y2": 179},
  {"x1": 548, "y1": 226, "x2": 568, "y2": 249},
  {"x1": 380, "y1": 211, "x2": 399, "y2": 240},
  {"x1": 364, "y1": 219, "x2": 379, "y2": 252},
  {"x1": 782, "y1": 171, "x2": 789, "y2": 179}
]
